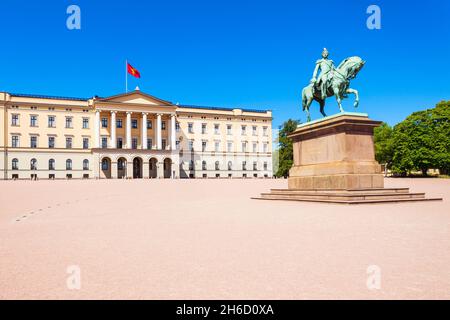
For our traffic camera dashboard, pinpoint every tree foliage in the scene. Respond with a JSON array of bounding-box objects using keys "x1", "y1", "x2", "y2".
[
  {"x1": 374, "y1": 101, "x2": 450, "y2": 176},
  {"x1": 275, "y1": 119, "x2": 300, "y2": 177},
  {"x1": 374, "y1": 122, "x2": 394, "y2": 169}
]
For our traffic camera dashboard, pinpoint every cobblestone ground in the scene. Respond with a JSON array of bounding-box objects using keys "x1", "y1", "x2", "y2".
[{"x1": 0, "y1": 178, "x2": 449, "y2": 299}]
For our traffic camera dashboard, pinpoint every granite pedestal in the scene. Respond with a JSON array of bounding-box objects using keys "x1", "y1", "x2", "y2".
[{"x1": 254, "y1": 113, "x2": 442, "y2": 204}]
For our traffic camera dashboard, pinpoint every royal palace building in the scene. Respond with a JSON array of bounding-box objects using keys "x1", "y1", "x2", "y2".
[{"x1": 0, "y1": 89, "x2": 273, "y2": 179}]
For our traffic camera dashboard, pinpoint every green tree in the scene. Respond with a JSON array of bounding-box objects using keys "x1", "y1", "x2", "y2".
[
  {"x1": 374, "y1": 122, "x2": 394, "y2": 172},
  {"x1": 391, "y1": 101, "x2": 450, "y2": 176},
  {"x1": 433, "y1": 101, "x2": 450, "y2": 175},
  {"x1": 275, "y1": 119, "x2": 299, "y2": 178}
]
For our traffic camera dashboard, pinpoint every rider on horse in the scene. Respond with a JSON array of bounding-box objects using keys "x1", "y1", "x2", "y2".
[{"x1": 310, "y1": 48, "x2": 336, "y2": 100}]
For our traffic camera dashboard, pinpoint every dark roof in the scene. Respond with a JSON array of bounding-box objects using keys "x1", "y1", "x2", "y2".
[
  {"x1": 178, "y1": 104, "x2": 269, "y2": 114},
  {"x1": 10, "y1": 92, "x2": 89, "y2": 101}
]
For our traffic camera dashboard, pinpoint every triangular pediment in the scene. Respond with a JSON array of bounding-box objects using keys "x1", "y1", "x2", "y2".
[{"x1": 99, "y1": 91, "x2": 173, "y2": 106}]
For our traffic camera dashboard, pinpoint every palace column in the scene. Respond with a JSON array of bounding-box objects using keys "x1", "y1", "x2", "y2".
[
  {"x1": 126, "y1": 111, "x2": 132, "y2": 149},
  {"x1": 111, "y1": 161, "x2": 118, "y2": 179},
  {"x1": 94, "y1": 110, "x2": 100, "y2": 148},
  {"x1": 142, "y1": 112, "x2": 148, "y2": 149},
  {"x1": 157, "y1": 161, "x2": 164, "y2": 179},
  {"x1": 143, "y1": 159, "x2": 150, "y2": 178},
  {"x1": 156, "y1": 113, "x2": 162, "y2": 150},
  {"x1": 170, "y1": 114, "x2": 176, "y2": 150},
  {"x1": 110, "y1": 111, "x2": 117, "y2": 149}
]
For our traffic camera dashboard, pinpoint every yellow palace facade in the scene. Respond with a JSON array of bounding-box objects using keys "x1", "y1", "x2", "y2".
[{"x1": 0, "y1": 89, "x2": 273, "y2": 179}]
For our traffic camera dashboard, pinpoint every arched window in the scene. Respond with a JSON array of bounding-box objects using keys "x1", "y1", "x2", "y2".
[
  {"x1": 118, "y1": 159, "x2": 125, "y2": 170},
  {"x1": 83, "y1": 159, "x2": 89, "y2": 170},
  {"x1": 215, "y1": 161, "x2": 220, "y2": 171},
  {"x1": 66, "y1": 159, "x2": 72, "y2": 170},
  {"x1": 49, "y1": 159, "x2": 55, "y2": 170},
  {"x1": 202, "y1": 161, "x2": 207, "y2": 171},
  {"x1": 228, "y1": 161, "x2": 232, "y2": 171},
  {"x1": 12, "y1": 158, "x2": 19, "y2": 170},
  {"x1": 30, "y1": 158, "x2": 37, "y2": 170},
  {"x1": 101, "y1": 158, "x2": 109, "y2": 170}
]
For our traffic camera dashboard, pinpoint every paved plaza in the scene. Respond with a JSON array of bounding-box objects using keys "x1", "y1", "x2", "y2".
[{"x1": 0, "y1": 178, "x2": 449, "y2": 299}]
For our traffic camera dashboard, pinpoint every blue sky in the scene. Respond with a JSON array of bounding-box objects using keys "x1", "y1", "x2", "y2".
[{"x1": 0, "y1": 0, "x2": 449, "y2": 129}]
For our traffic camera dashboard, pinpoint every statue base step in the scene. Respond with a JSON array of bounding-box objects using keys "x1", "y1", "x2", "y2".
[
  {"x1": 252, "y1": 188, "x2": 443, "y2": 204},
  {"x1": 288, "y1": 173, "x2": 384, "y2": 190}
]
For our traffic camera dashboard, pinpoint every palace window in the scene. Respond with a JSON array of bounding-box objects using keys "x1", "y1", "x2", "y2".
[
  {"x1": 83, "y1": 159, "x2": 89, "y2": 170},
  {"x1": 66, "y1": 159, "x2": 72, "y2": 170},
  {"x1": 117, "y1": 119, "x2": 123, "y2": 128},
  {"x1": 147, "y1": 138, "x2": 152, "y2": 150},
  {"x1": 30, "y1": 158, "x2": 37, "y2": 170},
  {"x1": 253, "y1": 142, "x2": 257, "y2": 153},
  {"x1": 188, "y1": 123, "x2": 194, "y2": 133},
  {"x1": 215, "y1": 161, "x2": 220, "y2": 171},
  {"x1": 132, "y1": 138, "x2": 138, "y2": 149},
  {"x1": 101, "y1": 137, "x2": 108, "y2": 148},
  {"x1": 227, "y1": 142, "x2": 233, "y2": 152},
  {"x1": 147, "y1": 120, "x2": 152, "y2": 129},
  {"x1": 188, "y1": 140, "x2": 194, "y2": 151},
  {"x1": 263, "y1": 126, "x2": 268, "y2": 136},
  {"x1": 11, "y1": 114, "x2": 19, "y2": 126},
  {"x1": 101, "y1": 159, "x2": 109, "y2": 170},
  {"x1": 118, "y1": 159, "x2": 125, "y2": 170},
  {"x1": 117, "y1": 138, "x2": 123, "y2": 149},
  {"x1": 48, "y1": 136, "x2": 55, "y2": 148},
  {"x1": 252, "y1": 126, "x2": 257, "y2": 136},
  {"x1": 227, "y1": 124, "x2": 232, "y2": 135},
  {"x1": 30, "y1": 115, "x2": 38, "y2": 127},
  {"x1": 241, "y1": 125, "x2": 246, "y2": 135},
  {"x1": 201, "y1": 123, "x2": 207, "y2": 134},
  {"x1": 215, "y1": 141, "x2": 220, "y2": 152},
  {"x1": 12, "y1": 135, "x2": 19, "y2": 148},
  {"x1": 253, "y1": 161, "x2": 258, "y2": 171},
  {"x1": 263, "y1": 143, "x2": 268, "y2": 153},
  {"x1": 66, "y1": 137, "x2": 73, "y2": 149},
  {"x1": 189, "y1": 160, "x2": 195, "y2": 171},
  {"x1": 242, "y1": 161, "x2": 247, "y2": 171},
  {"x1": 30, "y1": 136, "x2": 37, "y2": 148},
  {"x1": 161, "y1": 121, "x2": 166, "y2": 130},
  {"x1": 101, "y1": 118, "x2": 108, "y2": 128},
  {"x1": 49, "y1": 159, "x2": 55, "y2": 171},
  {"x1": 241, "y1": 141, "x2": 247, "y2": 153},
  {"x1": 82, "y1": 118, "x2": 89, "y2": 129},
  {"x1": 175, "y1": 122, "x2": 180, "y2": 132},
  {"x1": 202, "y1": 141, "x2": 207, "y2": 152},
  {"x1": 263, "y1": 162, "x2": 268, "y2": 171},
  {"x1": 65, "y1": 117, "x2": 73, "y2": 128},
  {"x1": 12, "y1": 158, "x2": 19, "y2": 170},
  {"x1": 48, "y1": 116, "x2": 56, "y2": 128},
  {"x1": 202, "y1": 161, "x2": 207, "y2": 171},
  {"x1": 83, "y1": 137, "x2": 89, "y2": 149},
  {"x1": 175, "y1": 140, "x2": 180, "y2": 150},
  {"x1": 132, "y1": 119, "x2": 138, "y2": 129},
  {"x1": 228, "y1": 161, "x2": 233, "y2": 171},
  {"x1": 162, "y1": 139, "x2": 166, "y2": 150},
  {"x1": 214, "y1": 124, "x2": 220, "y2": 135}
]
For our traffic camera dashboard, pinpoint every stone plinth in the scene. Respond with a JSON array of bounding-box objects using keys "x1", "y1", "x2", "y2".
[
  {"x1": 288, "y1": 112, "x2": 383, "y2": 190},
  {"x1": 253, "y1": 112, "x2": 442, "y2": 204}
]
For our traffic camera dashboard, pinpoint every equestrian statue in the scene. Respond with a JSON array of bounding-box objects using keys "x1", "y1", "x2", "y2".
[{"x1": 302, "y1": 48, "x2": 366, "y2": 122}]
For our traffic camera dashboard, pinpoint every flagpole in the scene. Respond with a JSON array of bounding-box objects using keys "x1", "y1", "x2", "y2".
[{"x1": 125, "y1": 59, "x2": 128, "y2": 93}]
